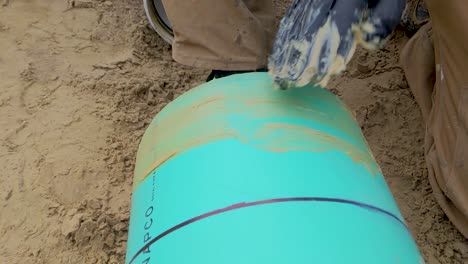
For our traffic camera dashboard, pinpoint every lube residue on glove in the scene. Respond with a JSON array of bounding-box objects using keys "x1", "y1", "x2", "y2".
[
  {"x1": 268, "y1": 5, "x2": 382, "y2": 90},
  {"x1": 355, "y1": 19, "x2": 383, "y2": 50},
  {"x1": 270, "y1": 17, "x2": 349, "y2": 89}
]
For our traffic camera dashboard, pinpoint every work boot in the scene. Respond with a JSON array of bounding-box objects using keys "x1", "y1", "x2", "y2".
[
  {"x1": 206, "y1": 68, "x2": 268, "y2": 82},
  {"x1": 400, "y1": 0, "x2": 430, "y2": 37}
]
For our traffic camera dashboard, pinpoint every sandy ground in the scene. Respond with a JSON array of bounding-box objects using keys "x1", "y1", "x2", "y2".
[{"x1": 0, "y1": 0, "x2": 466, "y2": 263}]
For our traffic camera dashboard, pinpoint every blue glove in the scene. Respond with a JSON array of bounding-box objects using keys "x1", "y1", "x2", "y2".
[{"x1": 269, "y1": 0, "x2": 406, "y2": 89}]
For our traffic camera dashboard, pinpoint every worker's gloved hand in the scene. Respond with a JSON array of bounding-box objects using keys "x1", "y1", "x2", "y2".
[{"x1": 269, "y1": 0, "x2": 406, "y2": 89}]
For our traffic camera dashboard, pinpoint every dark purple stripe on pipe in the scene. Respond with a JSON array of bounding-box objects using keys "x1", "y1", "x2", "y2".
[{"x1": 128, "y1": 197, "x2": 408, "y2": 264}]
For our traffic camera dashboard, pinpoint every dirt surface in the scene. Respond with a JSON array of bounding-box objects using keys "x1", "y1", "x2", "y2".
[{"x1": 0, "y1": 0, "x2": 466, "y2": 263}]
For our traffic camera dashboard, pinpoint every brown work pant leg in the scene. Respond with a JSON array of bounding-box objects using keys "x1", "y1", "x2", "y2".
[
  {"x1": 161, "y1": 0, "x2": 275, "y2": 71},
  {"x1": 401, "y1": 1, "x2": 468, "y2": 238}
]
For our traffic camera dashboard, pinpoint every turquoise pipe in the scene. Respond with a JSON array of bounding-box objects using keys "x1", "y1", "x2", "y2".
[{"x1": 126, "y1": 72, "x2": 423, "y2": 264}]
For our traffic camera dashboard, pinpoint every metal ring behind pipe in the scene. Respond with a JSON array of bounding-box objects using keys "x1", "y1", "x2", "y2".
[{"x1": 143, "y1": 0, "x2": 174, "y2": 44}]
